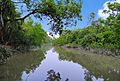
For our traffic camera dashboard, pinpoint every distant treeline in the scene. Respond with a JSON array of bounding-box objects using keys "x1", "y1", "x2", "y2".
[{"x1": 53, "y1": 2, "x2": 120, "y2": 50}]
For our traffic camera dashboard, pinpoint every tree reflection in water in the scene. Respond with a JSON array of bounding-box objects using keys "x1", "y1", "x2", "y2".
[
  {"x1": 45, "y1": 69, "x2": 69, "y2": 81},
  {"x1": 84, "y1": 70, "x2": 93, "y2": 81},
  {"x1": 55, "y1": 47, "x2": 120, "y2": 81}
]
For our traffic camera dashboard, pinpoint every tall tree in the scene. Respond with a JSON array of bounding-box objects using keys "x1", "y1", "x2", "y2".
[
  {"x1": 11, "y1": 0, "x2": 82, "y2": 33},
  {"x1": 0, "y1": 0, "x2": 82, "y2": 44}
]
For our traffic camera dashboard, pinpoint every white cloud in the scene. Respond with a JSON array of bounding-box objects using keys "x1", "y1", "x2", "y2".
[
  {"x1": 47, "y1": 32, "x2": 53, "y2": 39},
  {"x1": 47, "y1": 32, "x2": 60, "y2": 39},
  {"x1": 54, "y1": 33, "x2": 60, "y2": 38},
  {"x1": 98, "y1": 1, "x2": 110, "y2": 19},
  {"x1": 116, "y1": 0, "x2": 120, "y2": 3},
  {"x1": 98, "y1": 0, "x2": 120, "y2": 19}
]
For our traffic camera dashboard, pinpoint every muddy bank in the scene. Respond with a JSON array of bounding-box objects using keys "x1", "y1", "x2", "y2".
[{"x1": 60, "y1": 46, "x2": 120, "y2": 57}]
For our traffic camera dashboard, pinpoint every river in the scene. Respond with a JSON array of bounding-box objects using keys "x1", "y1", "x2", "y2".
[{"x1": 0, "y1": 47, "x2": 120, "y2": 81}]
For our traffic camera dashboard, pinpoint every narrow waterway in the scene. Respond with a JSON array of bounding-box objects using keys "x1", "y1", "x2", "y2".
[{"x1": 0, "y1": 47, "x2": 120, "y2": 81}]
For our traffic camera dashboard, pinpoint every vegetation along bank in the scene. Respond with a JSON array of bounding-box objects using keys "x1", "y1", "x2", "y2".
[{"x1": 53, "y1": 2, "x2": 120, "y2": 56}]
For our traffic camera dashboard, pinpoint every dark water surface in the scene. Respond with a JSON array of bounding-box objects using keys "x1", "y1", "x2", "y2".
[{"x1": 0, "y1": 47, "x2": 120, "y2": 81}]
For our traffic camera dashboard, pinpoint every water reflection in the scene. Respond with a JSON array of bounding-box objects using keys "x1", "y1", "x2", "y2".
[
  {"x1": 0, "y1": 47, "x2": 120, "y2": 81},
  {"x1": 45, "y1": 69, "x2": 61, "y2": 81},
  {"x1": 0, "y1": 50, "x2": 44, "y2": 81},
  {"x1": 45, "y1": 69, "x2": 69, "y2": 81},
  {"x1": 20, "y1": 48, "x2": 86, "y2": 81},
  {"x1": 55, "y1": 47, "x2": 120, "y2": 81},
  {"x1": 84, "y1": 70, "x2": 93, "y2": 81}
]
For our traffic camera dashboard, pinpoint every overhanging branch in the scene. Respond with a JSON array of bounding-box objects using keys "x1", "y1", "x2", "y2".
[
  {"x1": 17, "y1": 11, "x2": 36, "y2": 20},
  {"x1": 7, "y1": 9, "x2": 41, "y2": 21},
  {"x1": 12, "y1": 1, "x2": 25, "y2": 3}
]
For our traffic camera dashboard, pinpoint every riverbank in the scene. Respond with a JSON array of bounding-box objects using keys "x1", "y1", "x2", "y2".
[
  {"x1": 0, "y1": 44, "x2": 51, "y2": 64},
  {"x1": 0, "y1": 45, "x2": 30, "y2": 64},
  {"x1": 59, "y1": 45, "x2": 120, "y2": 57}
]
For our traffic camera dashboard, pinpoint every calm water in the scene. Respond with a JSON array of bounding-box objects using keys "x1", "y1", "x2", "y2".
[{"x1": 0, "y1": 47, "x2": 120, "y2": 81}]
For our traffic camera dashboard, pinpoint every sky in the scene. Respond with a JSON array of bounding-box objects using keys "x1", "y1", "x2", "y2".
[
  {"x1": 16, "y1": 0, "x2": 120, "y2": 32},
  {"x1": 41, "y1": 0, "x2": 120, "y2": 32},
  {"x1": 79, "y1": 0, "x2": 110, "y2": 27},
  {"x1": 80, "y1": 0, "x2": 120, "y2": 27}
]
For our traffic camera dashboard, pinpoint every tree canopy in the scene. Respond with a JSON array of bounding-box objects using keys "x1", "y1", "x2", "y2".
[
  {"x1": 53, "y1": 2, "x2": 120, "y2": 50},
  {"x1": 9, "y1": 0, "x2": 82, "y2": 32},
  {"x1": 0, "y1": 0, "x2": 82, "y2": 45}
]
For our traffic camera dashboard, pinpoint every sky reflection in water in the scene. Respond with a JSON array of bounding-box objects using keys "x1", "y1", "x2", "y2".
[{"x1": 21, "y1": 48, "x2": 104, "y2": 81}]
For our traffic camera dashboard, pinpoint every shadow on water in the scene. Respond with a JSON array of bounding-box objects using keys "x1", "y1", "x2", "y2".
[{"x1": 0, "y1": 47, "x2": 120, "y2": 81}]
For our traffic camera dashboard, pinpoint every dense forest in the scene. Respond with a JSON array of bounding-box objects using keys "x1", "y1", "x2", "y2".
[
  {"x1": 53, "y1": 2, "x2": 120, "y2": 51},
  {"x1": 0, "y1": 0, "x2": 82, "y2": 63},
  {"x1": 0, "y1": 0, "x2": 82, "y2": 46},
  {"x1": 0, "y1": 0, "x2": 120, "y2": 56}
]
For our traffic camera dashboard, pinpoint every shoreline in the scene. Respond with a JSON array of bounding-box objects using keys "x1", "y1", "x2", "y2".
[
  {"x1": 0, "y1": 44, "x2": 120, "y2": 64},
  {"x1": 59, "y1": 45, "x2": 120, "y2": 57},
  {"x1": 0, "y1": 45, "x2": 30, "y2": 64}
]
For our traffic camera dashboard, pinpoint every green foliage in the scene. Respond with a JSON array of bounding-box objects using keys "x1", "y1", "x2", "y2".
[
  {"x1": 23, "y1": 18, "x2": 47, "y2": 46},
  {"x1": 0, "y1": 0, "x2": 82, "y2": 46},
  {"x1": 0, "y1": 0, "x2": 23, "y2": 44},
  {"x1": 15, "y1": 0, "x2": 82, "y2": 33},
  {"x1": 53, "y1": 2, "x2": 120, "y2": 49}
]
